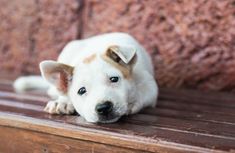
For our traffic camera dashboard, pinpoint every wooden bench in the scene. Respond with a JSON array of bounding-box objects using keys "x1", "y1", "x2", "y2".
[{"x1": 0, "y1": 79, "x2": 234, "y2": 153}]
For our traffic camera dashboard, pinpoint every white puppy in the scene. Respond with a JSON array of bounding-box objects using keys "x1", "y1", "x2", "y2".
[{"x1": 14, "y1": 32, "x2": 158, "y2": 123}]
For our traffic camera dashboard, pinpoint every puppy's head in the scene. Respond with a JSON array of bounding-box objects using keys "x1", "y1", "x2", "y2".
[{"x1": 40, "y1": 45, "x2": 137, "y2": 123}]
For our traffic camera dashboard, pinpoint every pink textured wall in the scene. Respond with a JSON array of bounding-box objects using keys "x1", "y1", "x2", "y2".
[
  {"x1": 0, "y1": 0, "x2": 81, "y2": 74},
  {"x1": 1, "y1": 0, "x2": 235, "y2": 91}
]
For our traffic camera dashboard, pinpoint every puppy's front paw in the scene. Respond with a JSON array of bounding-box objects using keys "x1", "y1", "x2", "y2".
[
  {"x1": 44, "y1": 101, "x2": 75, "y2": 114},
  {"x1": 130, "y1": 103, "x2": 143, "y2": 115}
]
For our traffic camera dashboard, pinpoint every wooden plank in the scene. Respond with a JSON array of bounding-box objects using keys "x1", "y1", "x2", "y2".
[
  {"x1": 141, "y1": 108, "x2": 235, "y2": 125},
  {"x1": 0, "y1": 104, "x2": 234, "y2": 153},
  {"x1": 124, "y1": 114, "x2": 235, "y2": 138},
  {"x1": 157, "y1": 100, "x2": 235, "y2": 116},
  {"x1": 1, "y1": 99, "x2": 235, "y2": 139},
  {"x1": 0, "y1": 112, "x2": 219, "y2": 153},
  {"x1": 0, "y1": 126, "x2": 147, "y2": 153},
  {"x1": 0, "y1": 91, "x2": 48, "y2": 104},
  {"x1": 159, "y1": 88, "x2": 235, "y2": 107}
]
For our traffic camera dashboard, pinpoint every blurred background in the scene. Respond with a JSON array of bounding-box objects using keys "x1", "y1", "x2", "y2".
[{"x1": 0, "y1": 0, "x2": 235, "y2": 91}]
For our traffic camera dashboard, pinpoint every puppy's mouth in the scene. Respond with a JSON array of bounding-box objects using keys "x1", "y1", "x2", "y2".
[
  {"x1": 98, "y1": 116, "x2": 120, "y2": 123},
  {"x1": 97, "y1": 113, "x2": 121, "y2": 123}
]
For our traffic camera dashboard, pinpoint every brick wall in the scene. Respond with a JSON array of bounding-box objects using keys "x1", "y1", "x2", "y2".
[{"x1": 1, "y1": 0, "x2": 235, "y2": 91}]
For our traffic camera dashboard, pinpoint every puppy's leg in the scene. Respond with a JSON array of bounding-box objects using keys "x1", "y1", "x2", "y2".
[
  {"x1": 47, "y1": 86, "x2": 60, "y2": 100},
  {"x1": 130, "y1": 72, "x2": 158, "y2": 114},
  {"x1": 44, "y1": 95, "x2": 75, "y2": 115},
  {"x1": 130, "y1": 102, "x2": 144, "y2": 115}
]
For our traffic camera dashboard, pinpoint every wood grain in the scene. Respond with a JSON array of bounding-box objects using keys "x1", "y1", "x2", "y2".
[{"x1": 0, "y1": 126, "x2": 147, "y2": 153}]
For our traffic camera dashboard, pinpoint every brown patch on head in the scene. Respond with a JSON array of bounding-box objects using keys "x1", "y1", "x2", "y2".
[
  {"x1": 101, "y1": 48, "x2": 137, "y2": 78},
  {"x1": 83, "y1": 54, "x2": 97, "y2": 64}
]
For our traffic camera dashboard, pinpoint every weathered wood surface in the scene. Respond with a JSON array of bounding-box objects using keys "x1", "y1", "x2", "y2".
[{"x1": 0, "y1": 80, "x2": 234, "y2": 153}]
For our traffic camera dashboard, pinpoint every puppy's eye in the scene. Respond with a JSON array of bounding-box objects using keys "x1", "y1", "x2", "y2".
[
  {"x1": 110, "y1": 76, "x2": 119, "y2": 83},
  {"x1": 78, "y1": 87, "x2": 86, "y2": 95}
]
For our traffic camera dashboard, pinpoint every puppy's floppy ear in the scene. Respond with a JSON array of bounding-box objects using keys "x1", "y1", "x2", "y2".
[
  {"x1": 39, "y1": 60, "x2": 74, "y2": 93},
  {"x1": 106, "y1": 45, "x2": 137, "y2": 66}
]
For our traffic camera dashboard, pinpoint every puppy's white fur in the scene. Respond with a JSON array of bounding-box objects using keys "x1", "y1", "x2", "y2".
[{"x1": 14, "y1": 32, "x2": 158, "y2": 123}]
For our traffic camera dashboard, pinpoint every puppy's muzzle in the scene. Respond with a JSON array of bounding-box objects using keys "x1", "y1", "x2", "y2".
[{"x1": 95, "y1": 101, "x2": 113, "y2": 116}]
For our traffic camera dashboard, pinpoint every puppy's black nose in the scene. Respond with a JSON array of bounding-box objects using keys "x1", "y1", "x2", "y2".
[{"x1": 95, "y1": 101, "x2": 113, "y2": 116}]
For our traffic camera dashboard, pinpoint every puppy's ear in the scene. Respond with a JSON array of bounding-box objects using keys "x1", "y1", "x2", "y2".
[
  {"x1": 39, "y1": 60, "x2": 74, "y2": 93},
  {"x1": 106, "y1": 45, "x2": 137, "y2": 66}
]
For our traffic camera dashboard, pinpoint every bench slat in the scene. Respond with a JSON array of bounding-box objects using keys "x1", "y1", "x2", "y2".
[
  {"x1": 141, "y1": 108, "x2": 235, "y2": 125},
  {"x1": 0, "y1": 126, "x2": 145, "y2": 153},
  {"x1": 0, "y1": 111, "x2": 234, "y2": 153},
  {"x1": 1, "y1": 99, "x2": 235, "y2": 139},
  {"x1": 160, "y1": 88, "x2": 235, "y2": 107},
  {"x1": 158, "y1": 100, "x2": 235, "y2": 116},
  {"x1": 0, "y1": 98, "x2": 235, "y2": 152}
]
